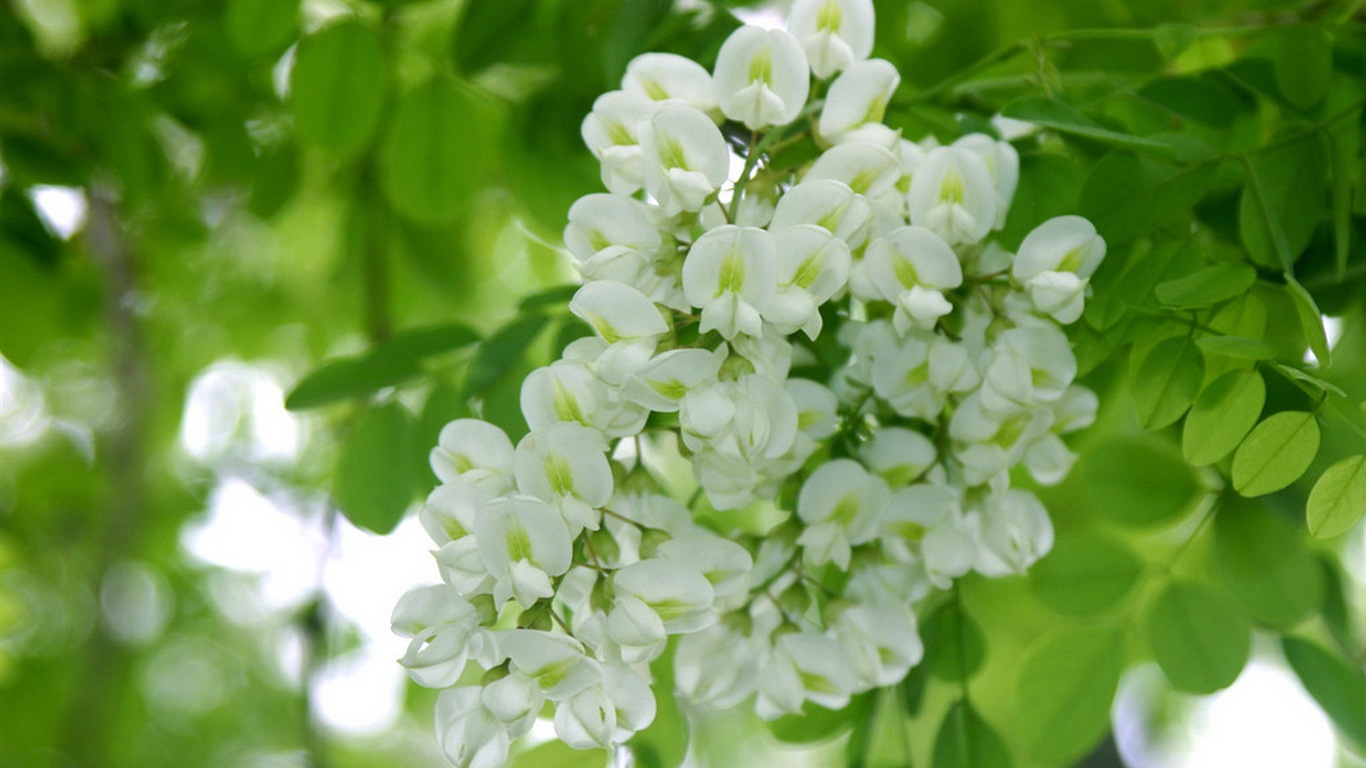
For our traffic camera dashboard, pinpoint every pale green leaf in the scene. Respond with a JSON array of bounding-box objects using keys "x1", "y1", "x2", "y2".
[
  {"x1": 227, "y1": 0, "x2": 297, "y2": 57},
  {"x1": 1307, "y1": 454, "x2": 1366, "y2": 539},
  {"x1": 1155, "y1": 263, "x2": 1257, "y2": 308},
  {"x1": 1015, "y1": 626, "x2": 1125, "y2": 763},
  {"x1": 1131, "y1": 334, "x2": 1204, "y2": 430},
  {"x1": 1183, "y1": 369, "x2": 1266, "y2": 466},
  {"x1": 289, "y1": 20, "x2": 386, "y2": 156},
  {"x1": 933, "y1": 699, "x2": 1014, "y2": 768},
  {"x1": 380, "y1": 79, "x2": 498, "y2": 223},
  {"x1": 1195, "y1": 335, "x2": 1275, "y2": 360},
  {"x1": 333, "y1": 402, "x2": 415, "y2": 534},
  {"x1": 1282, "y1": 637, "x2": 1366, "y2": 750},
  {"x1": 1232, "y1": 411, "x2": 1320, "y2": 496},
  {"x1": 1145, "y1": 581, "x2": 1251, "y2": 694},
  {"x1": 466, "y1": 314, "x2": 549, "y2": 398},
  {"x1": 1284, "y1": 275, "x2": 1332, "y2": 368},
  {"x1": 1030, "y1": 531, "x2": 1144, "y2": 617},
  {"x1": 1082, "y1": 438, "x2": 1199, "y2": 528}
]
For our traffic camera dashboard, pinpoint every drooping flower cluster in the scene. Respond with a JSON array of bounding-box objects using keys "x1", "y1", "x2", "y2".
[{"x1": 394, "y1": 1, "x2": 1106, "y2": 764}]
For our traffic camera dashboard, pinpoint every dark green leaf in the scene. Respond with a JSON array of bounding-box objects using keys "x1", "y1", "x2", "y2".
[
  {"x1": 1282, "y1": 637, "x2": 1366, "y2": 750},
  {"x1": 1144, "y1": 581, "x2": 1250, "y2": 693},
  {"x1": 1195, "y1": 335, "x2": 1275, "y2": 361},
  {"x1": 997, "y1": 152, "x2": 1083, "y2": 250},
  {"x1": 1155, "y1": 263, "x2": 1257, "y2": 308},
  {"x1": 769, "y1": 695, "x2": 869, "y2": 744},
  {"x1": 290, "y1": 20, "x2": 386, "y2": 156},
  {"x1": 333, "y1": 401, "x2": 415, "y2": 534},
  {"x1": 1284, "y1": 276, "x2": 1331, "y2": 367},
  {"x1": 921, "y1": 599, "x2": 985, "y2": 682},
  {"x1": 380, "y1": 79, "x2": 498, "y2": 223},
  {"x1": 1214, "y1": 498, "x2": 1324, "y2": 628},
  {"x1": 1231, "y1": 411, "x2": 1320, "y2": 497},
  {"x1": 519, "y1": 284, "x2": 580, "y2": 312},
  {"x1": 453, "y1": 0, "x2": 542, "y2": 73},
  {"x1": 1082, "y1": 438, "x2": 1199, "y2": 528},
  {"x1": 1015, "y1": 625, "x2": 1125, "y2": 764},
  {"x1": 375, "y1": 323, "x2": 481, "y2": 363},
  {"x1": 1131, "y1": 334, "x2": 1204, "y2": 430},
  {"x1": 1306, "y1": 454, "x2": 1366, "y2": 539},
  {"x1": 465, "y1": 314, "x2": 549, "y2": 398},
  {"x1": 1183, "y1": 369, "x2": 1266, "y2": 466},
  {"x1": 1030, "y1": 531, "x2": 1144, "y2": 617},
  {"x1": 1001, "y1": 97, "x2": 1177, "y2": 155},
  {"x1": 1153, "y1": 23, "x2": 1198, "y2": 60},
  {"x1": 933, "y1": 699, "x2": 1013, "y2": 768},
  {"x1": 1080, "y1": 155, "x2": 1215, "y2": 245},
  {"x1": 1270, "y1": 25, "x2": 1332, "y2": 111},
  {"x1": 286, "y1": 355, "x2": 422, "y2": 411},
  {"x1": 226, "y1": 0, "x2": 298, "y2": 57},
  {"x1": 1269, "y1": 362, "x2": 1347, "y2": 397},
  {"x1": 1238, "y1": 132, "x2": 1328, "y2": 270}
]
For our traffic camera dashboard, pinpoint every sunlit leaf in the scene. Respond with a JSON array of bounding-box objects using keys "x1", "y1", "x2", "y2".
[
  {"x1": 1195, "y1": 335, "x2": 1275, "y2": 361},
  {"x1": 1030, "y1": 531, "x2": 1144, "y2": 617},
  {"x1": 1283, "y1": 276, "x2": 1331, "y2": 367},
  {"x1": 333, "y1": 401, "x2": 415, "y2": 534},
  {"x1": 1281, "y1": 637, "x2": 1366, "y2": 750},
  {"x1": 1001, "y1": 97, "x2": 1177, "y2": 155},
  {"x1": 289, "y1": 20, "x2": 386, "y2": 156},
  {"x1": 1155, "y1": 263, "x2": 1257, "y2": 309},
  {"x1": 1130, "y1": 334, "x2": 1204, "y2": 430},
  {"x1": 1306, "y1": 454, "x2": 1366, "y2": 539},
  {"x1": 1015, "y1": 625, "x2": 1125, "y2": 764},
  {"x1": 1144, "y1": 580, "x2": 1250, "y2": 694},
  {"x1": 286, "y1": 356, "x2": 422, "y2": 411},
  {"x1": 1231, "y1": 411, "x2": 1320, "y2": 497},
  {"x1": 1182, "y1": 369, "x2": 1266, "y2": 466},
  {"x1": 1080, "y1": 155, "x2": 1215, "y2": 246}
]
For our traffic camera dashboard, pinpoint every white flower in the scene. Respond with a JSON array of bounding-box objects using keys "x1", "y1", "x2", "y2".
[
  {"x1": 570, "y1": 280, "x2": 669, "y2": 344},
  {"x1": 871, "y1": 329, "x2": 945, "y2": 420},
  {"x1": 680, "y1": 374, "x2": 798, "y2": 462},
  {"x1": 420, "y1": 481, "x2": 489, "y2": 544},
  {"x1": 475, "y1": 495, "x2": 574, "y2": 609},
  {"x1": 1026, "y1": 270, "x2": 1088, "y2": 324},
  {"x1": 626, "y1": 347, "x2": 725, "y2": 412},
  {"x1": 819, "y1": 58, "x2": 899, "y2": 142},
  {"x1": 861, "y1": 225, "x2": 963, "y2": 333},
  {"x1": 581, "y1": 90, "x2": 658, "y2": 195},
  {"x1": 431, "y1": 419, "x2": 515, "y2": 493},
  {"x1": 607, "y1": 594, "x2": 668, "y2": 664},
  {"x1": 953, "y1": 133, "x2": 1019, "y2": 229},
  {"x1": 613, "y1": 557, "x2": 716, "y2": 633},
  {"x1": 1012, "y1": 215, "x2": 1106, "y2": 282},
  {"x1": 657, "y1": 533, "x2": 754, "y2": 607},
  {"x1": 797, "y1": 459, "x2": 891, "y2": 569},
  {"x1": 884, "y1": 483, "x2": 978, "y2": 587},
  {"x1": 787, "y1": 0, "x2": 875, "y2": 78},
  {"x1": 682, "y1": 225, "x2": 777, "y2": 340},
  {"x1": 676, "y1": 623, "x2": 760, "y2": 708},
  {"x1": 974, "y1": 489, "x2": 1054, "y2": 577},
  {"x1": 908, "y1": 145, "x2": 997, "y2": 246},
  {"x1": 499, "y1": 629, "x2": 603, "y2": 701},
  {"x1": 760, "y1": 631, "x2": 858, "y2": 717},
  {"x1": 520, "y1": 361, "x2": 601, "y2": 433},
  {"x1": 623, "y1": 52, "x2": 716, "y2": 112},
  {"x1": 787, "y1": 377, "x2": 840, "y2": 441},
  {"x1": 805, "y1": 141, "x2": 902, "y2": 197},
  {"x1": 514, "y1": 423, "x2": 614, "y2": 533},
  {"x1": 834, "y1": 602, "x2": 922, "y2": 688},
  {"x1": 481, "y1": 671, "x2": 543, "y2": 737},
  {"x1": 862, "y1": 427, "x2": 937, "y2": 486},
  {"x1": 980, "y1": 325, "x2": 1076, "y2": 413},
  {"x1": 1023, "y1": 432, "x2": 1076, "y2": 485},
  {"x1": 563, "y1": 193, "x2": 663, "y2": 284},
  {"x1": 713, "y1": 26, "x2": 810, "y2": 129},
  {"x1": 391, "y1": 584, "x2": 486, "y2": 688},
  {"x1": 640, "y1": 104, "x2": 730, "y2": 215},
  {"x1": 434, "y1": 536, "x2": 495, "y2": 596},
  {"x1": 436, "y1": 687, "x2": 512, "y2": 768},
  {"x1": 604, "y1": 662, "x2": 658, "y2": 737},
  {"x1": 770, "y1": 178, "x2": 873, "y2": 246},
  {"x1": 555, "y1": 685, "x2": 616, "y2": 749},
  {"x1": 765, "y1": 224, "x2": 852, "y2": 339}
]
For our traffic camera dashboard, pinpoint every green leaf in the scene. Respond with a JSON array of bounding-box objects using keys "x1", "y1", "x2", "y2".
[
  {"x1": 465, "y1": 314, "x2": 549, "y2": 398},
  {"x1": 519, "y1": 284, "x2": 580, "y2": 312},
  {"x1": 1269, "y1": 362, "x2": 1347, "y2": 397},
  {"x1": 377, "y1": 323, "x2": 481, "y2": 362},
  {"x1": 630, "y1": 646, "x2": 690, "y2": 768},
  {"x1": 1195, "y1": 335, "x2": 1275, "y2": 361},
  {"x1": 1015, "y1": 625, "x2": 1126, "y2": 764},
  {"x1": 1080, "y1": 155, "x2": 1215, "y2": 245},
  {"x1": 1001, "y1": 97, "x2": 1177, "y2": 155},
  {"x1": 1214, "y1": 498, "x2": 1324, "y2": 628},
  {"x1": 289, "y1": 20, "x2": 386, "y2": 156},
  {"x1": 1153, "y1": 23, "x2": 1198, "y2": 60},
  {"x1": 1284, "y1": 276, "x2": 1331, "y2": 367},
  {"x1": 997, "y1": 152, "x2": 1083, "y2": 250},
  {"x1": 1082, "y1": 438, "x2": 1199, "y2": 528},
  {"x1": 286, "y1": 355, "x2": 422, "y2": 411},
  {"x1": 453, "y1": 0, "x2": 543, "y2": 74},
  {"x1": 1282, "y1": 637, "x2": 1366, "y2": 750},
  {"x1": 1183, "y1": 369, "x2": 1266, "y2": 466},
  {"x1": 769, "y1": 695, "x2": 868, "y2": 744},
  {"x1": 333, "y1": 401, "x2": 415, "y2": 534},
  {"x1": 1307, "y1": 454, "x2": 1366, "y2": 539},
  {"x1": 1131, "y1": 334, "x2": 1204, "y2": 430},
  {"x1": 1155, "y1": 263, "x2": 1257, "y2": 309},
  {"x1": 933, "y1": 699, "x2": 1014, "y2": 768},
  {"x1": 1238, "y1": 132, "x2": 1328, "y2": 270},
  {"x1": 508, "y1": 739, "x2": 608, "y2": 768},
  {"x1": 1325, "y1": 93, "x2": 1360, "y2": 280},
  {"x1": 380, "y1": 79, "x2": 497, "y2": 223},
  {"x1": 226, "y1": 0, "x2": 297, "y2": 57},
  {"x1": 921, "y1": 599, "x2": 985, "y2": 682},
  {"x1": 1270, "y1": 25, "x2": 1332, "y2": 111},
  {"x1": 1030, "y1": 531, "x2": 1144, "y2": 617},
  {"x1": 1144, "y1": 581, "x2": 1250, "y2": 694},
  {"x1": 1232, "y1": 411, "x2": 1320, "y2": 497}
]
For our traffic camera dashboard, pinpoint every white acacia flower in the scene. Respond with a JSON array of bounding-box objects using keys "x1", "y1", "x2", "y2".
[
  {"x1": 729, "y1": 326, "x2": 795, "y2": 381},
  {"x1": 908, "y1": 145, "x2": 997, "y2": 246},
  {"x1": 806, "y1": 141, "x2": 902, "y2": 197},
  {"x1": 871, "y1": 329, "x2": 945, "y2": 420},
  {"x1": 1012, "y1": 215, "x2": 1106, "y2": 282},
  {"x1": 623, "y1": 52, "x2": 716, "y2": 112},
  {"x1": 435, "y1": 686, "x2": 511, "y2": 768},
  {"x1": 862, "y1": 427, "x2": 936, "y2": 487},
  {"x1": 1023, "y1": 431, "x2": 1076, "y2": 485},
  {"x1": 974, "y1": 489, "x2": 1054, "y2": 577},
  {"x1": 770, "y1": 178, "x2": 873, "y2": 247},
  {"x1": 834, "y1": 602, "x2": 922, "y2": 689},
  {"x1": 797, "y1": 459, "x2": 891, "y2": 570},
  {"x1": 713, "y1": 26, "x2": 810, "y2": 129},
  {"x1": 431, "y1": 419, "x2": 515, "y2": 494},
  {"x1": 556, "y1": 685, "x2": 616, "y2": 749},
  {"x1": 657, "y1": 534, "x2": 754, "y2": 607},
  {"x1": 640, "y1": 104, "x2": 730, "y2": 215},
  {"x1": 953, "y1": 133, "x2": 1019, "y2": 229},
  {"x1": 434, "y1": 536, "x2": 494, "y2": 597},
  {"x1": 613, "y1": 557, "x2": 716, "y2": 633},
  {"x1": 581, "y1": 90, "x2": 658, "y2": 195},
  {"x1": 980, "y1": 325, "x2": 1076, "y2": 413},
  {"x1": 819, "y1": 58, "x2": 899, "y2": 142},
  {"x1": 787, "y1": 0, "x2": 875, "y2": 78},
  {"x1": 420, "y1": 481, "x2": 489, "y2": 544},
  {"x1": 607, "y1": 594, "x2": 668, "y2": 664},
  {"x1": 514, "y1": 423, "x2": 614, "y2": 533},
  {"x1": 391, "y1": 584, "x2": 486, "y2": 689},
  {"x1": 787, "y1": 377, "x2": 840, "y2": 441},
  {"x1": 676, "y1": 623, "x2": 760, "y2": 708},
  {"x1": 570, "y1": 280, "x2": 669, "y2": 344},
  {"x1": 862, "y1": 225, "x2": 963, "y2": 333},
  {"x1": 626, "y1": 347, "x2": 725, "y2": 412},
  {"x1": 562, "y1": 193, "x2": 663, "y2": 284},
  {"x1": 679, "y1": 374, "x2": 798, "y2": 462},
  {"x1": 760, "y1": 631, "x2": 858, "y2": 717},
  {"x1": 949, "y1": 392, "x2": 1055, "y2": 486},
  {"x1": 603, "y1": 663, "x2": 658, "y2": 739},
  {"x1": 481, "y1": 671, "x2": 543, "y2": 737},
  {"x1": 520, "y1": 361, "x2": 601, "y2": 434},
  {"x1": 886, "y1": 484, "x2": 979, "y2": 587},
  {"x1": 765, "y1": 224, "x2": 852, "y2": 339},
  {"x1": 475, "y1": 495, "x2": 574, "y2": 609},
  {"x1": 682, "y1": 225, "x2": 777, "y2": 340},
  {"x1": 1026, "y1": 271, "x2": 1088, "y2": 324},
  {"x1": 499, "y1": 629, "x2": 602, "y2": 701}
]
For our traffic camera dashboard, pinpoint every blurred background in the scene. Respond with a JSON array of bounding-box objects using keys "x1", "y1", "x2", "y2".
[{"x1": 1, "y1": 0, "x2": 1363, "y2": 766}]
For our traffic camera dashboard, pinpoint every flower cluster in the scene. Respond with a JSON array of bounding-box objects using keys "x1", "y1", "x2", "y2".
[{"x1": 394, "y1": 1, "x2": 1106, "y2": 765}]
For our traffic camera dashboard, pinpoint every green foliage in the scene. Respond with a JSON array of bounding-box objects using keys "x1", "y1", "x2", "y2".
[
  {"x1": 1231, "y1": 410, "x2": 1321, "y2": 497},
  {"x1": 1014, "y1": 625, "x2": 1126, "y2": 763},
  {"x1": 289, "y1": 19, "x2": 387, "y2": 157},
  {"x1": 932, "y1": 700, "x2": 1014, "y2": 768},
  {"x1": 1306, "y1": 454, "x2": 1366, "y2": 539},
  {"x1": 920, "y1": 598, "x2": 986, "y2": 682},
  {"x1": 1130, "y1": 333, "x2": 1204, "y2": 430},
  {"x1": 1143, "y1": 581, "x2": 1251, "y2": 694},
  {"x1": 1080, "y1": 438, "x2": 1199, "y2": 528},
  {"x1": 380, "y1": 79, "x2": 499, "y2": 223},
  {"x1": 1282, "y1": 636, "x2": 1366, "y2": 752},
  {"x1": 333, "y1": 400, "x2": 417, "y2": 534},
  {"x1": 1213, "y1": 499, "x2": 1324, "y2": 629},
  {"x1": 1029, "y1": 531, "x2": 1143, "y2": 617},
  {"x1": 1182, "y1": 369, "x2": 1266, "y2": 466}
]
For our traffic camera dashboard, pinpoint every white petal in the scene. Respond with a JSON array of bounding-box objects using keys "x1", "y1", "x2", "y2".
[
  {"x1": 640, "y1": 104, "x2": 729, "y2": 215},
  {"x1": 908, "y1": 145, "x2": 997, "y2": 246},
  {"x1": 819, "y1": 58, "x2": 899, "y2": 140},
  {"x1": 1013, "y1": 215, "x2": 1106, "y2": 282},
  {"x1": 788, "y1": 0, "x2": 875, "y2": 78},
  {"x1": 570, "y1": 280, "x2": 669, "y2": 343},
  {"x1": 714, "y1": 26, "x2": 810, "y2": 129},
  {"x1": 623, "y1": 52, "x2": 716, "y2": 111},
  {"x1": 806, "y1": 141, "x2": 901, "y2": 196}
]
